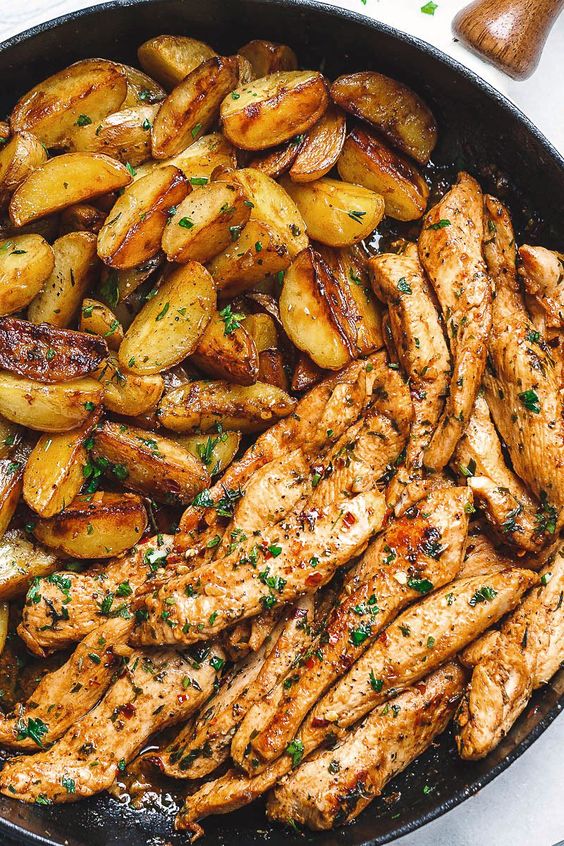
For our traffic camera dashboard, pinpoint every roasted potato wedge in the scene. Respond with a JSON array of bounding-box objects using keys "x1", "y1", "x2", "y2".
[
  {"x1": 151, "y1": 56, "x2": 240, "y2": 160},
  {"x1": 0, "y1": 131, "x2": 47, "y2": 197},
  {"x1": 10, "y1": 59, "x2": 128, "y2": 149},
  {"x1": 0, "y1": 447, "x2": 28, "y2": 538},
  {"x1": 192, "y1": 309, "x2": 259, "y2": 385},
  {"x1": 248, "y1": 139, "x2": 301, "y2": 179},
  {"x1": 92, "y1": 420, "x2": 210, "y2": 504},
  {"x1": 158, "y1": 379, "x2": 296, "y2": 433},
  {"x1": 220, "y1": 71, "x2": 329, "y2": 150},
  {"x1": 80, "y1": 298, "x2": 124, "y2": 350},
  {"x1": 280, "y1": 246, "x2": 360, "y2": 369},
  {"x1": 280, "y1": 175, "x2": 384, "y2": 247},
  {"x1": 0, "y1": 234, "x2": 54, "y2": 316},
  {"x1": 173, "y1": 430, "x2": 241, "y2": 476},
  {"x1": 258, "y1": 349, "x2": 288, "y2": 390},
  {"x1": 134, "y1": 133, "x2": 236, "y2": 184},
  {"x1": 317, "y1": 244, "x2": 384, "y2": 354},
  {"x1": 119, "y1": 63, "x2": 166, "y2": 108},
  {"x1": 289, "y1": 105, "x2": 346, "y2": 183},
  {"x1": 33, "y1": 491, "x2": 148, "y2": 558},
  {"x1": 59, "y1": 203, "x2": 106, "y2": 235},
  {"x1": 137, "y1": 35, "x2": 217, "y2": 90},
  {"x1": 0, "y1": 529, "x2": 59, "y2": 600},
  {"x1": 9, "y1": 153, "x2": 131, "y2": 226},
  {"x1": 337, "y1": 127, "x2": 429, "y2": 221},
  {"x1": 0, "y1": 373, "x2": 103, "y2": 432},
  {"x1": 96, "y1": 354, "x2": 164, "y2": 416},
  {"x1": 97, "y1": 165, "x2": 188, "y2": 269},
  {"x1": 238, "y1": 40, "x2": 298, "y2": 78},
  {"x1": 119, "y1": 261, "x2": 215, "y2": 374},
  {"x1": 330, "y1": 71, "x2": 438, "y2": 164},
  {"x1": 162, "y1": 179, "x2": 250, "y2": 263},
  {"x1": 23, "y1": 414, "x2": 99, "y2": 517},
  {"x1": 70, "y1": 104, "x2": 159, "y2": 166},
  {"x1": 0, "y1": 317, "x2": 108, "y2": 382},
  {"x1": 27, "y1": 232, "x2": 99, "y2": 327},
  {"x1": 229, "y1": 167, "x2": 308, "y2": 257},
  {"x1": 97, "y1": 254, "x2": 164, "y2": 305},
  {"x1": 291, "y1": 352, "x2": 325, "y2": 392},
  {"x1": 206, "y1": 219, "x2": 291, "y2": 297},
  {"x1": 244, "y1": 312, "x2": 278, "y2": 352},
  {"x1": 0, "y1": 418, "x2": 20, "y2": 460}
]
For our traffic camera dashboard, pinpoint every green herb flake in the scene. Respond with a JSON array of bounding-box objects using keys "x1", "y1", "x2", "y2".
[
  {"x1": 286, "y1": 738, "x2": 304, "y2": 768},
  {"x1": 75, "y1": 114, "x2": 92, "y2": 126},
  {"x1": 518, "y1": 388, "x2": 541, "y2": 414},
  {"x1": 468, "y1": 585, "x2": 497, "y2": 606}
]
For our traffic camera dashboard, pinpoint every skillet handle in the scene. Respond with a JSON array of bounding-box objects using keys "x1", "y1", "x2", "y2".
[{"x1": 453, "y1": 0, "x2": 564, "y2": 79}]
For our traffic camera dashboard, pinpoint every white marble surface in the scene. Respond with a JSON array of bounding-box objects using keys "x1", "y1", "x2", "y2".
[{"x1": 0, "y1": 3, "x2": 563, "y2": 846}]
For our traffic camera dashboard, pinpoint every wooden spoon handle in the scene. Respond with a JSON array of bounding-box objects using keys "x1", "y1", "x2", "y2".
[{"x1": 453, "y1": 0, "x2": 564, "y2": 79}]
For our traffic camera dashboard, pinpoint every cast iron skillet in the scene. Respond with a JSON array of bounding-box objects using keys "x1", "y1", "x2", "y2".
[{"x1": 0, "y1": 1, "x2": 563, "y2": 844}]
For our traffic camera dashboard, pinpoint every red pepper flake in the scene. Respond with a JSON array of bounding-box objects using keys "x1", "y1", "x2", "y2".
[
  {"x1": 311, "y1": 717, "x2": 329, "y2": 728},
  {"x1": 177, "y1": 693, "x2": 190, "y2": 704},
  {"x1": 343, "y1": 511, "x2": 356, "y2": 527},
  {"x1": 118, "y1": 703, "x2": 136, "y2": 718},
  {"x1": 305, "y1": 572, "x2": 323, "y2": 587}
]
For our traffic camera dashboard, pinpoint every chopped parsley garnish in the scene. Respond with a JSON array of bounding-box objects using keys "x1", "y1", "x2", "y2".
[
  {"x1": 178, "y1": 217, "x2": 194, "y2": 229},
  {"x1": 426, "y1": 218, "x2": 451, "y2": 230},
  {"x1": 408, "y1": 577, "x2": 433, "y2": 595},
  {"x1": 369, "y1": 671, "x2": 384, "y2": 692},
  {"x1": 16, "y1": 717, "x2": 49, "y2": 747},
  {"x1": 75, "y1": 114, "x2": 92, "y2": 126},
  {"x1": 219, "y1": 304, "x2": 246, "y2": 336},
  {"x1": 468, "y1": 585, "x2": 497, "y2": 606},
  {"x1": 397, "y1": 277, "x2": 412, "y2": 294},
  {"x1": 286, "y1": 738, "x2": 304, "y2": 767},
  {"x1": 518, "y1": 388, "x2": 541, "y2": 414}
]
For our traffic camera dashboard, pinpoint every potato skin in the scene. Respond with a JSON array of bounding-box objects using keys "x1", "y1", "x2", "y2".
[
  {"x1": 0, "y1": 373, "x2": 103, "y2": 432},
  {"x1": 137, "y1": 35, "x2": 217, "y2": 90},
  {"x1": 220, "y1": 71, "x2": 330, "y2": 151},
  {"x1": 238, "y1": 40, "x2": 298, "y2": 78},
  {"x1": 330, "y1": 71, "x2": 437, "y2": 164},
  {"x1": 95, "y1": 354, "x2": 164, "y2": 416},
  {"x1": 69, "y1": 104, "x2": 159, "y2": 166},
  {"x1": 92, "y1": 420, "x2": 210, "y2": 504},
  {"x1": 337, "y1": 127, "x2": 429, "y2": 221},
  {"x1": 0, "y1": 131, "x2": 47, "y2": 196},
  {"x1": 79, "y1": 298, "x2": 123, "y2": 350},
  {"x1": 158, "y1": 380, "x2": 296, "y2": 433},
  {"x1": 192, "y1": 310, "x2": 259, "y2": 386},
  {"x1": 33, "y1": 491, "x2": 148, "y2": 558},
  {"x1": 289, "y1": 105, "x2": 347, "y2": 183},
  {"x1": 0, "y1": 234, "x2": 54, "y2": 316},
  {"x1": 0, "y1": 317, "x2": 108, "y2": 383}
]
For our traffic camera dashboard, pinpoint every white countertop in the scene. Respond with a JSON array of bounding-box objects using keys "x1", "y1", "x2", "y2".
[{"x1": 0, "y1": 3, "x2": 563, "y2": 846}]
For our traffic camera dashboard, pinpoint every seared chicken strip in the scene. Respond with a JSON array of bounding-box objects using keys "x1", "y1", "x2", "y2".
[
  {"x1": 157, "y1": 596, "x2": 314, "y2": 778},
  {"x1": 132, "y1": 488, "x2": 387, "y2": 646},
  {"x1": 456, "y1": 547, "x2": 564, "y2": 759},
  {"x1": 482, "y1": 196, "x2": 564, "y2": 509},
  {"x1": 266, "y1": 661, "x2": 466, "y2": 830},
  {"x1": 233, "y1": 486, "x2": 471, "y2": 772},
  {"x1": 0, "y1": 641, "x2": 225, "y2": 804},
  {"x1": 0, "y1": 616, "x2": 133, "y2": 750},
  {"x1": 300, "y1": 567, "x2": 537, "y2": 750},
  {"x1": 369, "y1": 252, "x2": 451, "y2": 512},
  {"x1": 175, "y1": 357, "x2": 383, "y2": 553},
  {"x1": 18, "y1": 535, "x2": 173, "y2": 655},
  {"x1": 458, "y1": 528, "x2": 513, "y2": 578},
  {"x1": 418, "y1": 172, "x2": 492, "y2": 470},
  {"x1": 518, "y1": 245, "x2": 564, "y2": 329},
  {"x1": 453, "y1": 394, "x2": 552, "y2": 552}
]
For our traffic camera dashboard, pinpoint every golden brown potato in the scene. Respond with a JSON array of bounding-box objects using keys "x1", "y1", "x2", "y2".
[
  {"x1": 0, "y1": 131, "x2": 47, "y2": 197},
  {"x1": 27, "y1": 231, "x2": 99, "y2": 327},
  {"x1": 221, "y1": 71, "x2": 329, "y2": 151},
  {"x1": 330, "y1": 71, "x2": 438, "y2": 164},
  {"x1": 97, "y1": 165, "x2": 188, "y2": 269},
  {"x1": 0, "y1": 446, "x2": 28, "y2": 538},
  {"x1": 162, "y1": 179, "x2": 250, "y2": 263},
  {"x1": 280, "y1": 246, "x2": 360, "y2": 369},
  {"x1": 192, "y1": 309, "x2": 259, "y2": 385},
  {"x1": 0, "y1": 529, "x2": 59, "y2": 600},
  {"x1": 229, "y1": 167, "x2": 308, "y2": 257},
  {"x1": 0, "y1": 317, "x2": 108, "y2": 382},
  {"x1": 134, "y1": 133, "x2": 237, "y2": 185},
  {"x1": 137, "y1": 35, "x2": 217, "y2": 90},
  {"x1": 70, "y1": 104, "x2": 159, "y2": 166},
  {"x1": 23, "y1": 413, "x2": 99, "y2": 517},
  {"x1": 0, "y1": 234, "x2": 54, "y2": 316},
  {"x1": 289, "y1": 106, "x2": 346, "y2": 183},
  {"x1": 337, "y1": 127, "x2": 429, "y2": 221},
  {"x1": 118, "y1": 63, "x2": 166, "y2": 107},
  {"x1": 174, "y1": 430, "x2": 241, "y2": 475},
  {"x1": 33, "y1": 491, "x2": 148, "y2": 558},
  {"x1": 0, "y1": 373, "x2": 103, "y2": 432},
  {"x1": 79, "y1": 298, "x2": 123, "y2": 350},
  {"x1": 244, "y1": 312, "x2": 278, "y2": 352},
  {"x1": 206, "y1": 219, "x2": 291, "y2": 297},
  {"x1": 237, "y1": 40, "x2": 298, "y2": 78},
  {"x1": 158, "y1": 379, "x2": 296, "y2": 433},
  {"x1": 9, "y1": 153, "x2": 131, "y2": 226},
  {"x1": 291, "y1": 352, "x2": 325, "y2": 392},
  {"x1": 280, "y1": 175, "x2": 384, "y2": 247},
  {"x1": 91, "y1": 420, "x2": 210, "y2": 504},
  {"x1": 10, "y1": 59, "x2": 128, "y2": 149},
  {"x1": 59, "y1": 203, "x2": 106, "y2": 235},
  {"x1": 119, "y1": 261, "x2": 215, "y2": 374},
  {"x1": 0, "y1": 418, "x2": 20, "y2": 460},
  {"x1": 317, "y1": 244, "x2": 384, "y2": 355},
  {"x1": 151, "y1": 56, "x2": 240, "y2": 160},
  {"x1": 248, "y1": 140, "x2": 301, "y2": 179},
  {"x1": 96, "y1": 354, "x2": 164, "y2": 416}
]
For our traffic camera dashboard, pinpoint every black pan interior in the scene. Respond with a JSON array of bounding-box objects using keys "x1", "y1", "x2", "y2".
[{"x1": 0, "y1": 1, "x2": 563, "y2": 844}]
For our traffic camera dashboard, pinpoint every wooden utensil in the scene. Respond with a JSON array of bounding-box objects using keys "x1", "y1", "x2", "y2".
[{"x1": 453, "y1": 0, "x2": 564, "y2": 79}]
